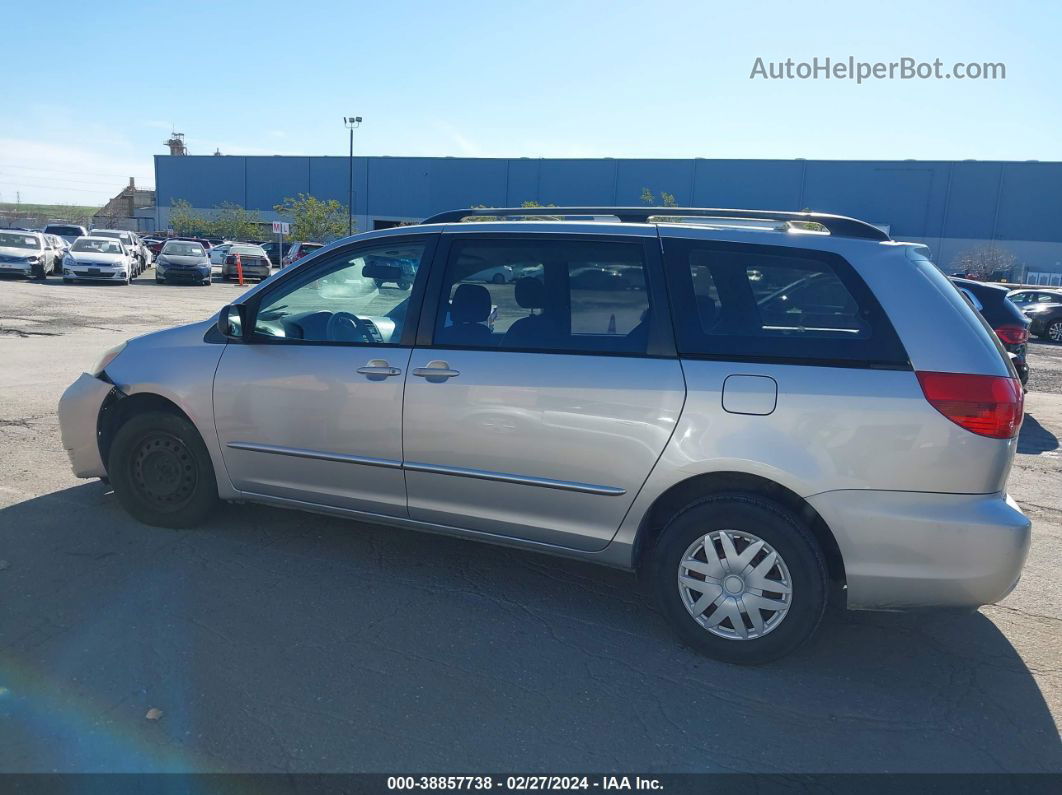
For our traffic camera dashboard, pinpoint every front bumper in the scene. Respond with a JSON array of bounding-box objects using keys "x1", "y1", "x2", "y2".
[
  {"x1": 57, "y1": 373, "x2": 115, "y2": 478},
  {"x1": 0, "y1": 261, "x2": 35, "y2": 276},
  {"x1": 64, "y1": 265, "x2": 128, "y2": 281},
  {"x1": 807, "y1": 490, "x2": 1031, "y2": 610},
  {"x1": 160, "y1": 266, "x2": 211, "y2": 282}
]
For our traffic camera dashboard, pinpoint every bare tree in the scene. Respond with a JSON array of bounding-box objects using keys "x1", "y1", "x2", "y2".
[{"x1": 950, "y1": 244, "x2": 1017, "y2": 280}]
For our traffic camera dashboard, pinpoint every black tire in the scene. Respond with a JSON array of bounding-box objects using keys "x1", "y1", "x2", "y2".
[
  {"x1": 1046, "y1": 320, "x2": 1062, "y2": 344},
  {"x1": 156, "y1": 275, "x2": 164, "y2": 284},
  {"x1": 397, "y1": 279, "x2": 411, "y2": 291},
  {"x1": 108, "y1": 411, "x2": 218, "y2": 528},
  {"x1": 649, "y1": 492, "x2": 828, "y2": 665},
  {"x1": 491, "y1": 273, "x2": 505, "y2": 284},
  {"x1": 374, "y1": 279, "x2": 385, "y2": 289}
]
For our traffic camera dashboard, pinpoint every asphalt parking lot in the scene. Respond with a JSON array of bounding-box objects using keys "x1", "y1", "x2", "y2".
[{"x1": 1, "y1": 271, "x2": 1060, "y2": 773}]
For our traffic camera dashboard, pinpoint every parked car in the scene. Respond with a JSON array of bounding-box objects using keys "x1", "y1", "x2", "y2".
[
  {"x1": 43, "y1": 223, "x2": 88, "y2": 245},
  {"x1": 58, "y1": 206, "x2": 1030, "y2": 665},
  {"x1": 90, "y1": 229, "x2": 144, "y2": 276},
  {"x1": 155, "y1": 240, "x2": 212, "y2": 286},
  {"x1": 208, "y1": 242, "x2": 242, "y2": 267},
  {"x1": 281, "y1": 241, "x2": 323, "y2": 266},
  {"x1": 952, "y1": 278, "x2": 1030, "y2": 385},
  {"x1": 259, "y1": 240, "x2": 291, "y2": 268},
  {"x1": 44, "y1": 234, "x2": 67, "y2": 269},
  {"x1": 220, "y1": 244, "x2": 271, "y2": 281},
  {"x1": 61, "y1": 236, "x2": 135, "y2": 284},
  {"x1": 0, "y1": 229, "x2": 55, "y2": 278},
  {"x1": 144, "y1": 238, "x2": 167, "y2": 257},
  {"x1": 1008, "y1": 288, "x2": 1062, "y2": 343},
  {"x1": 465, "y1": 264, "x2": 514, "y2": 284}
]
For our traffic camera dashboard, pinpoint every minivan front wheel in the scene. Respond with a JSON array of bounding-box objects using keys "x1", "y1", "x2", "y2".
[
  {"x1": 650, "y1": 493, "x2": 827, "y2": 665},
  {"x1": 108, "y1": 411, "x2": 218, "y2": 528}
]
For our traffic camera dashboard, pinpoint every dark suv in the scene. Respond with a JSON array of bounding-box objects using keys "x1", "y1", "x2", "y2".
[{"x1": 951, "y1": 278, "x2": 1030, "y2": 385}]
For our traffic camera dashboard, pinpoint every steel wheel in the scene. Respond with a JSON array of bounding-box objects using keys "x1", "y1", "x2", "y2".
[
  {"x1": 129, "y1": 431, "x2": 198, "y2": 512},
  {"x1": 677, "y1": 529, "x2": 793, "y2": 640},
  {"x1": 1049, "y1": 320, "x2": 1062, "y2": 343}
]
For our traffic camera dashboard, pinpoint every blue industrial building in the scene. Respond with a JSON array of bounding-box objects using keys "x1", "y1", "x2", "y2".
[{"x1": 154, "y1": 155, "x2": 1062, "y2": 283}]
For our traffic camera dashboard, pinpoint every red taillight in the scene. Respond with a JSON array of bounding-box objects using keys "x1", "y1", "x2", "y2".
[
  {"x1": 916, "y1": 371, "x2": 1023, "y2": 439},
  {"x1": 995, "y1": 325, "x2": 1029, "y2": 345}
]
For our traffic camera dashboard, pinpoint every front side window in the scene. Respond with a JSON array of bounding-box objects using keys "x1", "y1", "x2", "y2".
[
  {"x1": 432, "y1": 238, "x2": 652, "y2": 354},
  {"x1": 665, "y1": 240, "x2": 907, "y2": 366},
  {"x1": 252, "y1": 240, "x2": 428, "y2": 344}
]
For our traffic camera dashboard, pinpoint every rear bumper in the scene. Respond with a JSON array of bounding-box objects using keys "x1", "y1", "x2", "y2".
[
  {"x1": 57, "y1": 373, "x2": 114, "y2": 478},
  {"x1": 807, "y1": 490, "x2": 1031, "y2": 610}
]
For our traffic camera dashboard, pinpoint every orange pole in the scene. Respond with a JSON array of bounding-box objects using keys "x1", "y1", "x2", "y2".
[{"x1": 235, "y1": 252, "x2": 244, "y2": 286}]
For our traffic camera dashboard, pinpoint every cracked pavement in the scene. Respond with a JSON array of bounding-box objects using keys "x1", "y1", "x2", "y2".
[{"x1": 0, "y1": 276, "x2": 1059, "y2": 773}]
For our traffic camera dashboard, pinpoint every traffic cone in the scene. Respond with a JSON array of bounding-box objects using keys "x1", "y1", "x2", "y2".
[{"x1": 235, "y1": 252, "x2": 244, "y2": 286}]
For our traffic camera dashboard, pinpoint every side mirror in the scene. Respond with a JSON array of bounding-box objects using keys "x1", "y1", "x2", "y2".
[{"x1": 217, "y1": 304, "x2": 247, "y2": 340}]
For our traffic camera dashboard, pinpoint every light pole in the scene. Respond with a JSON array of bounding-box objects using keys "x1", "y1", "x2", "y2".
[{"x1": 343, "y1": 116, "x2": 362, "y2": 236}]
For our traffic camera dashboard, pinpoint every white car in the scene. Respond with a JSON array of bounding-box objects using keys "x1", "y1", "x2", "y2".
[
  {"x1": 209, "y1": 242, "x2": 240, "y2": 268},
  {"x1": 90, "y1": 229, "x2": 144, "y2": 276},
  {"x1": 0, "y1": 229, "x2": 56, "y2": 278},
  {"x1": 62, "y1": 236, "x2": 135, "y2": 284}
]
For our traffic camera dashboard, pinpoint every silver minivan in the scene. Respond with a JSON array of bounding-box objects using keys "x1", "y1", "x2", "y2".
[{"x1": 58, "y1": 207, "x2": 1031, "y2": 664}]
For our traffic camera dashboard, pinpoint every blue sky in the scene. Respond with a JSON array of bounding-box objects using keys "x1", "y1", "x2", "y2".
[{"x1": 2, "y1": 0, "x2": 1058, "y2": 204}]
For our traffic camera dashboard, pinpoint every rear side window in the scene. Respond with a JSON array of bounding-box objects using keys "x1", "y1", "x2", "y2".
[
  {"x1": 432, "y1": 238, "x2": 653, "y2": 355},
  {"x1": 664, "y1": 240, "x2": 908, "y2": 367}
]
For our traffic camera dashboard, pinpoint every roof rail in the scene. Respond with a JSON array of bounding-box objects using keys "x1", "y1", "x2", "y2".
[{"x1": 419, "y1": 206, "x2": 890, "y2": 241}]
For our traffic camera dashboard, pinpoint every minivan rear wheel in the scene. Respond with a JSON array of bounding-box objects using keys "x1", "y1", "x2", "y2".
[
  {"x1": 108, "y1": 411, "x2": 218, "y2": 528},
  {"x1": 650, "y1": 493, "x2": 827, "y2": 665}
]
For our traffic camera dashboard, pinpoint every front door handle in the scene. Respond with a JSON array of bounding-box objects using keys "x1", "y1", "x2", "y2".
[
  {"x1": 412, "y1": 360, "x2": 460, "y2": 380},
  {"x1": 357, "y1": 359, "x2": 402, "y2": 379}
]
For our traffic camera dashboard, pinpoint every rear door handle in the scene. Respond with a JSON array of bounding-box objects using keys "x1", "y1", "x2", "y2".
[
  {"x1": 412, "y1": 360, "x2": 460, "y2": 380},
  {"x1": 357, "y1": 359, "x2": 401, "y2": 379}
]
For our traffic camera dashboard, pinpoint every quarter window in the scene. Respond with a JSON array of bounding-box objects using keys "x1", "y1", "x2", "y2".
[
  {"x1": 432, "y1": 239, "x2": 653, "y2": 354},
  {"x1": 664, "y1": 240, "x2": 908, "y2": 367},
  {"x1": 252, "y1": 241, "x2": 428, "y2": 344}
]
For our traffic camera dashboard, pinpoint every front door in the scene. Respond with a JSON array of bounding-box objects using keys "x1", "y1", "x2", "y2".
[
  {"x1": 402, "y1": 233, "x2": 686, "y2": 551},
  {"x1": 212, "y1": 235, "x2": 435, "y2": 516}
]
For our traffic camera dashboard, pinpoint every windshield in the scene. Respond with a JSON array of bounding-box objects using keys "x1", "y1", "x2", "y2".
[
  {"x1": 163, "y1": 242, "x2": 205, "y2": 257},
  {"x1": 72, "y1": 239, "x2": 123, "y2": 254},
  {"x1": 44, "y1": 225, "x2": 84, "y2": 236},
  {"x1": 0, "y1": 232, "x2": 40, "y2": 250}
]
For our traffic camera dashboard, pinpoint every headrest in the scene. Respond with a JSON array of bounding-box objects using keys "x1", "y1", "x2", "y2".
[
  {"x1": 514, "y1": 277, "x2": 546, "y2": 309},
  {"x1": 451, "y1": 283, "x2": 492, "y2": 323}
]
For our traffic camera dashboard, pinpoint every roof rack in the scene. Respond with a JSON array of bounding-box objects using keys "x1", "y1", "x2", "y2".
[{"x1": 419, "y1": 207, "x2": 890, "y2": 241}]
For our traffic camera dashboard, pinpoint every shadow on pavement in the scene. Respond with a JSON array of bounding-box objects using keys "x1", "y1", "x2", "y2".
[
  {"x1": 0, "y1": 482, "x2": 1058, "y2": 774},
  {"x1": 1019, "y1": 413, "x2": 1059, "y2": 454}
]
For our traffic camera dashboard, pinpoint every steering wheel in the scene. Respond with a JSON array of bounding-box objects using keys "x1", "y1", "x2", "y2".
[{"x1": 325, "y1": 311, "x2": 375, "y2": 343}]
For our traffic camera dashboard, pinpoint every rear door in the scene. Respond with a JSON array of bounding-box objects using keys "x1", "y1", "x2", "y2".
[{"x1": 401, "y1": 231, "x2": 686, "y2": 552}]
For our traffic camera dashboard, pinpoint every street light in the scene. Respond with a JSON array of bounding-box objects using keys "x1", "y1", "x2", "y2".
[{"x1": 343, "y1": 116, "x2": 363, "y2": 236}]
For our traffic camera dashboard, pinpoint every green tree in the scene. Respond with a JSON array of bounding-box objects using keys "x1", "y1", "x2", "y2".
[
  {"x1": 169, "y1": 199, "x2": 212, "y2": 237},
  {"x1": 211, "y1": 202, "x2": 262, "y2": 241},
  {"x1": 274, "y1": 194, "x2": 349, "y2": 241},
  {"x1": 640, "y1": 188, "x2": 677, "y2": 207}
]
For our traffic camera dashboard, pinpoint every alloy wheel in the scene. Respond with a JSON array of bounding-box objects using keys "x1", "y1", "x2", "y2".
[
  {"x1": 1049, "y1": 321, "x2": 1062, "y2": 343},
  {"x1": 677, "y1": 529, "x2": 793, "y2": 640}
]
